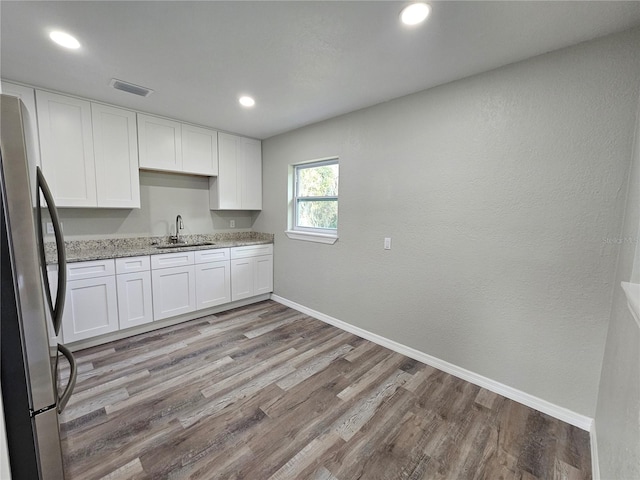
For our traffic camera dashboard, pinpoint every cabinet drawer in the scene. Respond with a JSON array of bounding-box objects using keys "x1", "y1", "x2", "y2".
[
  {"x1": 66, "y1": 259, "x2": 115, "y2": 281},
  {"x1": 195, "y1": 248, "x2": 230, "y2": 264},
  {"x1": 115, "y1": 256, "x2": 151, "y2": 274},
  {"x1": 151, "y1": 251, "x2": 195, "y2": 270},
  {"x1": 230, "y1": 244, "x2": 273, "y2": 259}
]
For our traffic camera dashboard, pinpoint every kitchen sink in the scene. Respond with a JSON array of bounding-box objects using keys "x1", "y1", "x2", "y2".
[{"x1": 155, "y1": 242, "x2": 215, "y2": 249}]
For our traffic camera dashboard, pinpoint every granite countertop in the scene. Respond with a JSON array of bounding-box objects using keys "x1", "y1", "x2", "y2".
[{"x1": 45, "y1": 232, "x2": 274, "y2": 264}]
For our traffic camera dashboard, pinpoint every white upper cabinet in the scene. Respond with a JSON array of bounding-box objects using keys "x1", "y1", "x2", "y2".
[
  {"x1": 209, "y1": 132, "x2": 262, "y2": 210},
  {"x1": 215, "y1": 131, "x2": 240, "y2": 208},
  {"x1": 242, "y1": 138, "x2": 262, "y2": 210},
  {"x1": 36, "y1": 90, "x2": 97, "y2": 207},
  {"x1": 92, "y1": 103, "x2": 140, "y2": 208},
  {"x1": 182, "y1": 123, "x2": 218, "y2": 175},
  {"x1": 35, "y1": 90, "x2": 140, "y2": 208},
  {"x1": 138, "y1": 114, "x2": 218, "y2": 176},
  {"x1": 137, "y1": 114, "x2": 182, "y2": 172}
]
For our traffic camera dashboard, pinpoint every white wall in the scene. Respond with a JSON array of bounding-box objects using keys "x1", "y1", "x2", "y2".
[
  {"x1": 56, "y1": 170, "x2": 258, "y2": 240},
  {"x1": 594, "y1": 90, "x2": 640, "y2": 479},
  {"x1": 255, "y1": 27, "x2": 640, "y2": 417}
]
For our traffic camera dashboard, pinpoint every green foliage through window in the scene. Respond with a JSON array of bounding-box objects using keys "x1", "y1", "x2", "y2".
[{"x1": 294, "y1": 160, "x2": 338, "y2": 232}]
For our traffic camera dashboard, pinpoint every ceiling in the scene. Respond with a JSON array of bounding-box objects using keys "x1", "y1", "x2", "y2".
[{"x1": 2, "y1": 1, "x2": 640, "y2": 140}]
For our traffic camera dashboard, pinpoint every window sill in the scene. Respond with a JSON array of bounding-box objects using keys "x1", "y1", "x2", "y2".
[
  {"x1": 621, "y1": 281, "x2": 640, "y2": 329},
  {"x1": 285, "y1": 230, "x2": 338, "y2": 245}
]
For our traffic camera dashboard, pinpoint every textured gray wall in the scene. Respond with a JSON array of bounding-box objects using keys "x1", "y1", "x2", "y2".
[
  {"x1": 595, "y1": 91, "x2": 640, "y2": 479},
  {"x1": 57, "y1": 170, "x2": 257, "y2": 240},
  {"x1": 254, "y1": 28, "x2": 640, "y2": 417}
]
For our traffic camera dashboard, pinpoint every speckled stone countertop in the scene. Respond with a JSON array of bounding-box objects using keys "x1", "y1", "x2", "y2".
[{"x1": 45, "y1": 232, "x2": 274, "y2": 264}]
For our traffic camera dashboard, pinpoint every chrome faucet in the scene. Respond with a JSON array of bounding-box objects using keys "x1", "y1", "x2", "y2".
[{"x1": 171, "y1": 215, "x2": 184, "y2": 244}]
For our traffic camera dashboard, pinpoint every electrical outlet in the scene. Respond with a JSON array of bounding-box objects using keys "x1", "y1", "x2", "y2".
[
  {"x1": 46, "y1": 222, "x2": 62, "y2": 234},
  {"x1": 230, "y1": 220, "x2": 235, "y2": 228},
  {"x1": 384, "y1": 237, "x2": 391, "y2": 250}
]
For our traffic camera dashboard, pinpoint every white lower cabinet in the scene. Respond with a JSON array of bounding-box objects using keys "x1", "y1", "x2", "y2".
[
  {"x1": 61, "y1": 260, "x2": 119, "y2": 343},
  {"x1": 151, "y1": 252, "x2": 197, "y2": 321},
  {"x1": 230, "y1": 245, "x2": 273, "y2": 301},
  {"x1": 195, "y1": 248, "x2": 231, "y2": 310},
  {"x1": 56, "y1": 244, "x2": 272, "y2": 343},
  {"x1": 255, "y1": 254, "x2": 274, "y2": 295},
  {"x1": 116, "y1": 256, "x2": 153, "y2": 329},
  {"x1": 230, "y1": 257, "x2": 254, "y2": 301}
]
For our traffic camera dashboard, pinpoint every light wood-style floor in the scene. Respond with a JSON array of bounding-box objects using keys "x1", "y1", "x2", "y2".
[{"x1": 59, "y1": 300, "x2": 591, "y2": 479}]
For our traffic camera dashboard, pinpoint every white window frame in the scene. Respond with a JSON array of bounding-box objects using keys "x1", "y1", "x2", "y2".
[{"x1": 285, "y1": 157, "x2": 339, "y2": 244}]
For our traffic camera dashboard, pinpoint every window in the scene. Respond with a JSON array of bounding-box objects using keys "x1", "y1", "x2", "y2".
[{"x1": 286, "y1": 158, "x2": 339, "y2": 244}]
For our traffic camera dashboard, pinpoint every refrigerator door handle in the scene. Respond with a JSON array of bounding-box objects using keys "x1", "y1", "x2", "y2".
[
  {"x1": 36, "y1": 166, "x2": 66, "y2": 336},
  {"x1": 56, "y1": 343, "x2": 77, "y2": 414}
]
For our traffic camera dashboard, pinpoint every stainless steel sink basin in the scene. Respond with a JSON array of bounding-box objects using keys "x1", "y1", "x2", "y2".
[{"x1": 155, "y1": 242, "x2": 215, "y2": 250}]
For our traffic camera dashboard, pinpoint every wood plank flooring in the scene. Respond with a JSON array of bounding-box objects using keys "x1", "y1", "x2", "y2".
[{"x1": 59, "y1": 300, "x2": 592, "y2": 479}]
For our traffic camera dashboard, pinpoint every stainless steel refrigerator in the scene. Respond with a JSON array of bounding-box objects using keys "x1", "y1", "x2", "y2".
[{"x1": 1, "y1": 94, "x2": 77, "y2": 478}]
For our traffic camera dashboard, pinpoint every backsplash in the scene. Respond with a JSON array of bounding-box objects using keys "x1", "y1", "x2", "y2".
[{"x1": 50, "y1": 171, "x2": 258, "y2": 240}]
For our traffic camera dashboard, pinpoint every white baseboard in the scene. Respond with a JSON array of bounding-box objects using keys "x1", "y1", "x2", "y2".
[
  {"x1": 590, "y1": 423, "x2": 601, "y2": 480},
  {"x1": 271, "y1": 294, "x2": 594, "y2": 432}
]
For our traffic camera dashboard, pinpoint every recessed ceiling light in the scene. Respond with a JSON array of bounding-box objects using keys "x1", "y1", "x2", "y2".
[
  {"x1": 400, "y1": 3, "x2": 431, "y2": 26},
  {"x1": 239, "y1": 96, "x2": 255, "y2": 107},
  {"x1": 49, "y1": 30, "x2": 81, "y2": 49}
]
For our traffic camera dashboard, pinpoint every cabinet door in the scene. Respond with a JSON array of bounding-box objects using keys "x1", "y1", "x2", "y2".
[
  {"x1": 230, "y1": 258, "x2": 254, "y2": 301},
  {"x1": 36, "y1": 90, "x2": 97, "y2": 207},
  {"x1": 151, "y1": 265, "x2": 196, "y2": 320},
  {"x1": 212, "y1": 132, "x2": 241, "y2": 209},
  {"x1": 92, "y1": 103, "x2": 140, "y2": 208},
  {"x1": 182, "y1": 124, "x2": 218, "y2": 176},
  {"x1": 137, "y1": 114, "x2": 182, "y2": 172},
  {"x1": 254, "y1": 255, "x2": 273, "y2": 296},
  {"x1": 61, "y1": 276, "x2": 118, "y2": 343},
  {"x1": 117, "y1": 271, "x2": 153, "y2": 329},
  {"x1": 195, "y1": 260, "x2": 231, "y2": 309},
  {"x1": 210, "y1": 132, "x2": 262, "y2": 210},
  {"x1": 241, "y1": 137, "x2": 262, "y2": 210}
]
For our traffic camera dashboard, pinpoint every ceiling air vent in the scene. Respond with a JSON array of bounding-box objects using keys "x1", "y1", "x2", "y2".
[{"x1": 109, "y1": 78, "x2": 154, "y2": 97}]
